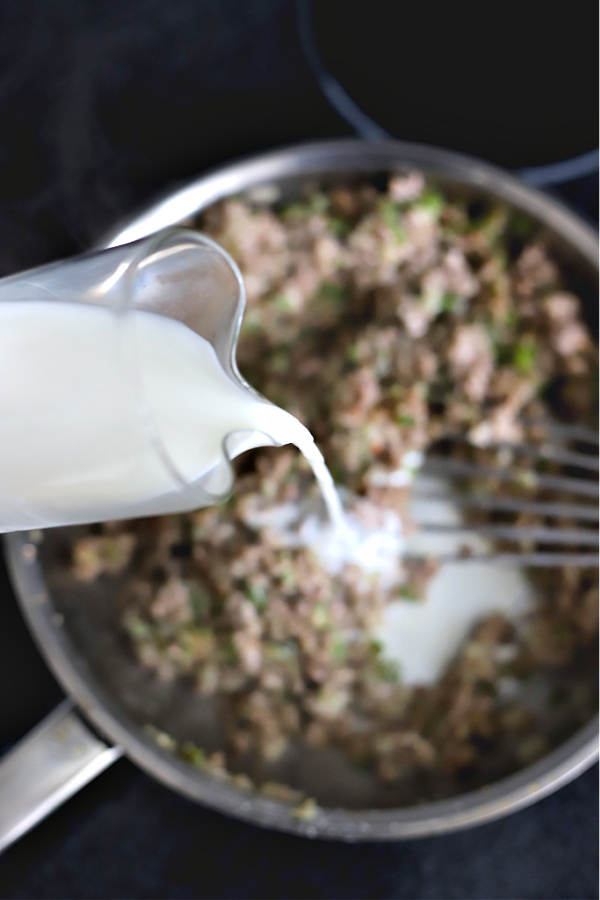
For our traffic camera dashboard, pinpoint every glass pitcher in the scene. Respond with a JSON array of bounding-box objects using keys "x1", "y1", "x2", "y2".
[{"x1": 0, "y1": 228, "x2": 302, "y2": 532}]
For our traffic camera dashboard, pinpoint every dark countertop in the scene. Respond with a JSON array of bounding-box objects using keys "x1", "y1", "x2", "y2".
[{"x1": 0, "y1": 2, "x2": 597, "y2": 897}]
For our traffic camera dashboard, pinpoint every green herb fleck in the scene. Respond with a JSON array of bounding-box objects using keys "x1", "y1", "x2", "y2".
[
  {"x1": 503, "y1": 309, "x2": 519, "y2": 331},
  {"x1": 240, "y1": 309, "x2": 264, "y2": 335},
  {"x1": 291, "y1": 797, "x2": 318, "y2": 821},
  {"x1": 516, "y1": 470, "x2": 538, "y2": 490},
  {"x1": 345, "y1": 343, "x2": 360, "y2": 366},
  {"x1": 417, "y1": 190, "x2": 444, "y2": 219},
  {"x1": 478, "y1": 207, "x2": 509, "y2": 243},
  {"x1": 327, "y1": 216, "x2": 352, "y2": 239},
  {"x1": 510, "y1": 211, "x2": 535, "y2": 239},
  {"x1": 379, "y1": 198, "x2": 406, "y2": 242},
  {"x1": 266, "y1": 641, "x2": 297, "y2": 662},
  {"x1": 369, "y1": 638, "x2": 384, "y2": 656},
  {"x1": 180, "y1": 741, "x2": 207, "y2": 768},
  {"x1": 441, "y1": 291, "x2": 462, "y2": 314},
  {"x1": 282, "y1": 193, "x2": 329, "y2": 219},
  {"x1": 311, "y1": 603, "x2": 330, "y2": 629},
  {"x1": 377, "y1": 657, "x2": 401, "y2": 683},
  {"x1": 125, "y1": 616, "x2": 153, "y2": 641},
  {"x1": 189, "y1": 586, "x2": 211, "y2": 619},
  {"x1": 398, "y1": 584, "x2": 420, "y2": 602},
  {"x1": 270, "y1": 350, "x2": 289, "y2": 373},
  {"x1": 247, "y1": 583, "x2": 268, "y2": 610},
  {"x1": 147, "y1": 726, "x2": 178, "y2": 751},
  {"x1": 512, "y1": 338, "x2": 537, "y2": 375},
  {"x1": 279, "y1": 567, "x2": 297, "y2": 590},
  {"x1": 220, "y1": 638, "x2": 239, "y2": 664},
  {"x1": 317, "y1": 282, "x2": 347, "y2": 303},
  {"x1": 307, "y1": 192, "x2": 330, "y2": 215},
  {"x1": 272, "y1": 293, "x2": 294, "y2": 313},
  {"x1": 330, "y1": 636, "x2": 347, "y2": 661}
]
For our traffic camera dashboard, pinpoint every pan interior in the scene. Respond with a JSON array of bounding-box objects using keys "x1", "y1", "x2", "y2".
[{"x1": 14, "y1": 150, "x2": 600, "y2": 829}]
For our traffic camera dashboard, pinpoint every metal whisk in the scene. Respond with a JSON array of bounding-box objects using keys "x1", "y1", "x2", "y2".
[{"x1": 408, "y1": 421, "x2": 599, "y2": 567}]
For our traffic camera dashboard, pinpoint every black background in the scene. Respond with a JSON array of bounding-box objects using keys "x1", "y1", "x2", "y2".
[{"x1": 0, "y1": 2, "x2": 597, "y2": 898}]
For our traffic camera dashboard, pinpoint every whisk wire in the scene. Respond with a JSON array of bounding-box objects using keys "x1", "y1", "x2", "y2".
[{"x1": 410, "y1": 426, "x2": 599, "y2": 568}]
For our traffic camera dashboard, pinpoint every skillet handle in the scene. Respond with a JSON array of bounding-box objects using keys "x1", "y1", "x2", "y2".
[{"x1": 0, "y1": 699, "x2": 122, "y2": 853}]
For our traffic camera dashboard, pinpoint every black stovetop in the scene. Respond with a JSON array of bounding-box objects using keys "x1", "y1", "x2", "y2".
[{"x1": 0, "y1": 3, "x2": 597, "y2": 897}]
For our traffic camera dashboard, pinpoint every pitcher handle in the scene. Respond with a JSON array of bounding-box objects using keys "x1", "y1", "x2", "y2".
[{"x1": 0, "y1": 699, "x2": 122, "y2": 853}]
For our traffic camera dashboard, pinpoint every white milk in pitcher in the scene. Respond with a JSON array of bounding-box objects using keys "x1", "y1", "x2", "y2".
[{"x1": 0, "y1": 300, "x2": 343, "y2": 532}]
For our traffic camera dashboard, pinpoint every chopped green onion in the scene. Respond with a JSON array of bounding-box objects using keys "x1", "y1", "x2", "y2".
[
  {"x1": 317, "y1": 282, "x2": 347, "y2": 303},
  {"x1": 377, "y1": 657, "x2": 401, "y2": 683},
  {"x1": 330, "y1": 636, "x2": 347, "y2": 660},
  {"x1": 512, "y1": 338, "x2": 537, "y2": 375},
  {"x1": 247, "y1": 583, "x2": 268, "y2": 610},
  {"x1": 189, "y1": 586, "x2": 211, "y2": 619},
  {"x1": 379, "y1": 198, "x2": 406, "y2": 242},
  {"x1": 219, "y1": 639, "x2": 239, "y2": 664},
  {"x1": 416, "y1": 190, "x2": 444, "y2": 219},
  {"x1": 326, "y1": 217, "x2": 352, "y2": 239},
  {"x1": 272, "y1": 294, "x2": 294, "y2": 313},
  {"x1": 441, "y1": 291, "x2": 462, "y2": 314},
  {"x1": 180, "y1": 741, "x2": 207, "y2": 768},
  {"x1": 125, "y1": 616, "x2": 153, "y2": 641}
]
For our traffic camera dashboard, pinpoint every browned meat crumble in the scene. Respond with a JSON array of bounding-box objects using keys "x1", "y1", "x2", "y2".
[{"x1": 69, "y1": 175, "x2": 598, "y2": 803}]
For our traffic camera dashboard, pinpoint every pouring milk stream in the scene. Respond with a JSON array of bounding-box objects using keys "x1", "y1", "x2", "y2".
[{"x1": 0, "y1": 229, "x2": 344, "y2": 533}]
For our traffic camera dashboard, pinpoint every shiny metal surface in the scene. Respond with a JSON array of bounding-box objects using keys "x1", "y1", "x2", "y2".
[
  {"x1": 103, "y1": 139, "x2": 598, "y2": 270},
  {"x1": 4, "y1": 138, "x2": 599, "y2": 843},
  {"x1": 0, "y1": 700, "x2": 122, "y2": 853}
]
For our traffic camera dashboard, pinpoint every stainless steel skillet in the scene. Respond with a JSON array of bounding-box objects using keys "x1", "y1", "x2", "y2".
[{"x1": 1, "y1": 138, "x2": 597, "y2": 850}]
